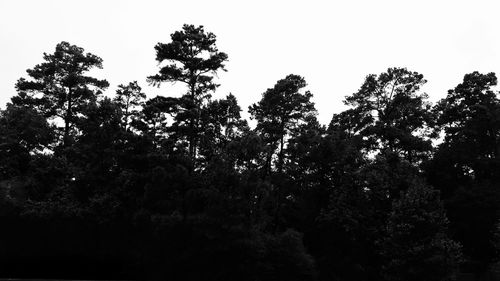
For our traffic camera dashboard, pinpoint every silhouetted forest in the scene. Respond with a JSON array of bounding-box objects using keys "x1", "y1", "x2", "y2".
[{"x1": 1, "y1": 24, "x2": 500, "y2": 281}]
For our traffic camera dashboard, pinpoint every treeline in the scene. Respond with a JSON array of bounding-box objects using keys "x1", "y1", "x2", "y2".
[{"x1": 1, "y1": 24, "x2": 500, "y2": 281}]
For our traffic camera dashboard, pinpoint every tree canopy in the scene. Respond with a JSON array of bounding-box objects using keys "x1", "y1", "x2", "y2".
[
  {"x1": 14, "y1": 41, "x2": 109, "y2": 147},
  {"x1": 1, "y1": 25, "x2": 498, "y2": 281}
]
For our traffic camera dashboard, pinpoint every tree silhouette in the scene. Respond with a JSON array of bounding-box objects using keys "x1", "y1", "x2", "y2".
[
  {"x1": 0, "y1": 104, "x2": 53, "y2": 179},
  {"x1": 14, "y1": 41, "x2": 109, "y2": 147},
  {"x1": 429, "y1": 72, "x2": 500, "y2": 274},
  {"x1": 380, "y1": 183, "x2": 461, "y2": 281},
  {"x1": 113, "y1": 81, "x2": 146, "y2": 132},
  {"x1": 249, "y1": 74, "x2": 316, "y2": 174},
  {"x1": 344, "y1": 67, "x2": 434, "y2": 163},
  {"x1": 0, "y1": 30, "x2": 485, "y2": 281},
  {"x1": 148, "y1": 24, "x2": 228, "y2": 161}
]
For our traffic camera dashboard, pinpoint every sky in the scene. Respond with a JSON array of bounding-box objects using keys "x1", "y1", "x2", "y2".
[{"x1": 1, "y1": 0, "x2": 500, "y2": 124}]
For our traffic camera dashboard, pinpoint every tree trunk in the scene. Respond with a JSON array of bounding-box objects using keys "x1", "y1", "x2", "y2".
[
  {"x1": 124, "y1": 95, "x2": 130, "y2": 132},
  {"x1": 63, "y1": 88, "x2": 73, "y2": 147},
  {"x1": 188, "y1": 81, "x2": 196, "y2": 162},
  {"x1": 277, "y1": 123, "x2": 286, "y2": 173},
  {"x1": 278, "y1": 134, "x2": 285, "y2": 173}
]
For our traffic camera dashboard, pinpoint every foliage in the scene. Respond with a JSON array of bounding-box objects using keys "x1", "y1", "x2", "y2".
[
  {"x1": 148, "y1": 24, "x2": 228, "y2": 161},
  {"x1": 380, "y1": 183, "x2": 462, "y2": 281},
  {"x1": 343, "y1": 67, "x2": 435, "y2": 163},
  {"x1": 429, "y1": 72, "x2": 500, "y2": 272},
  {"x1": 3, "y1": 26, "x2": 494, "y2": 281},
  {"x1": 13, "y1": 41, "x2": 109, "y2": 147}
]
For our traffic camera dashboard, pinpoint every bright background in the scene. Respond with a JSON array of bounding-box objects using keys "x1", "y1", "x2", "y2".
[{"x1": 1, "y1": 0, "x2": 499, "y2": 124}]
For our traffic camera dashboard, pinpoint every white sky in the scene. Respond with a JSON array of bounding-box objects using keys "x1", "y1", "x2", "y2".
[{"x1": 1, "y1": 0, "x2": 499, "y2": 124}]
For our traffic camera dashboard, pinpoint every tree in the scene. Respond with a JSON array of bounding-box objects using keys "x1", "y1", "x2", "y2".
[
  {"x1": 138, "y1": 96, "x2": 178, "y2": 148},
  {"x1": 380, "y1": 183, "x2": 461, "y2": 281},
  {"x1": 0, "y1": 104, "x2": 53, "y2": 179},
  {"x1": 113, "y1": 81, "x2": 146, "y2": 131},
  {"x1": 435, "y1": 72, "x2": 499, "y2": 144},
  {"x1": 14, "y1": 41, "x2": 109, "y2": 147},
  {"x1": 56, "y1": 97, "x2": 125, "y2": 204},
  {"x1": 0, "y1": 104, "x2": 53, "y2": 153},
  {"x1": 433, "y1": 71, "x2": 500, "y2": 179},
  {"x1": 198, "y1": 93, "x2": 248, "y2": 164},
  {"x1": 290, "y1": 120, "x2": 372, "y2": 281},
  {"x1": 428, "y1": 72, "x2": 500, "y2": 273},
  {"x1": 248, "y1": 74, "x2": 317, "y2": 234},
  {"x1": 148, "y1": 24, "x2": 228, "y2": 160},
  {"x1": 315, "y1": 178, "x2": 379, "y2": 281},
  {"x1": 249, "y1": 74, "x2": 317, "y2": 174},
  {"x1": 343, "y1": 67, "x2": 434, "y2": 163},
  {"x1": 285, "y1": 115, "x2": 327, "y2": 188}
]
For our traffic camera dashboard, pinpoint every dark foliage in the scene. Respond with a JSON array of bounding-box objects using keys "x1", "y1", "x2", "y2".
[{"x1": 1, "y1": 25, "x2": 497, "y2": 281}]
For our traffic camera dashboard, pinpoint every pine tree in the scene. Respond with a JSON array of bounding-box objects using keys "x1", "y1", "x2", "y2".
[{"x1": 14, "y1": 41, "x2": 109, "y2": 147}]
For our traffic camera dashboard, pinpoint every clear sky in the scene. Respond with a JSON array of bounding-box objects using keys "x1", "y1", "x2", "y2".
[{"x1": 1, "y1": 0, "x2": 499, "y2": 124}]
